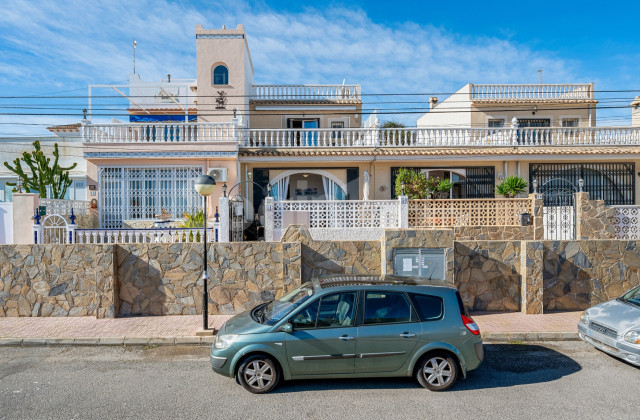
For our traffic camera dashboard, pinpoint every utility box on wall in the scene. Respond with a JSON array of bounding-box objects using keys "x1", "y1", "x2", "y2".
[{"x1": 393, "y1": 248, "x2": 446, "y2": 280}]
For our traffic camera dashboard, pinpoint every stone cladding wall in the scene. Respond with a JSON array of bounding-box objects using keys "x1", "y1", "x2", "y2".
[
  {"x1": 281, "y1": 225, "x2": 381, "y2": 281},
  {"x1": 575, "y1": 192, "x2": 616, "y2": 240},
  {"x1": 381, "y1": 229, "x2": 454, "y2": 278},
  {"x1": 453, "y1": 226, "x2": 534, "y2": 241},
  {"x1": 454, "y1": 241, "x2": 521, "y2": 311},
  {"x1": 0, "y1": 245, "x2": 114, "y2": 317},
  {"x1": 116, "y1": 242, "x2": 301, "y2": 316}
]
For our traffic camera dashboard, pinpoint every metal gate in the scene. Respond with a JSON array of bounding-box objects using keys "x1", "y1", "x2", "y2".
[
  {"x1": 538, "y1": 178, "x2": 577, "y2": 240},
  {"x1": 42, "y1": 214, "x2": 69, "y2": 244},
  {"x1": 230, "y1": 195, "x2": 244, "y2": 242}
]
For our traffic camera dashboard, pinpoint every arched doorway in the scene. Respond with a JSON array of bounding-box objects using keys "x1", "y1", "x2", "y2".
[{"x1": 270, "y1": 170, "x2": 347, "y2": 201}]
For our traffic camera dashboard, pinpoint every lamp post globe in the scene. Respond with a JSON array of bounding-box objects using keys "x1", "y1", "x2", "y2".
[{"x1": 194, "y1": 174, "x2": 216, "y2": 331}]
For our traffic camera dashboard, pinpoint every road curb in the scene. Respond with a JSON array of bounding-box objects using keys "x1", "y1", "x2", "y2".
[
  {"x1": 482, "y1": 331, "x2": 580, "y2": 342},
  {"x1": 0, "y1": 333, "x2": 580, "y2": 347},
  {"x1": 0, "y1": 336, "x2": 216, "y2": 347}
]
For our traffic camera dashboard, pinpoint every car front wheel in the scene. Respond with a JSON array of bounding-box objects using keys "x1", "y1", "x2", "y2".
[
  {"x1": 237, "y1": 355, "x2": 280, "y2": 394},
  {"x1": 416, "y1": 353, "x2": 458, "y2": 391}
]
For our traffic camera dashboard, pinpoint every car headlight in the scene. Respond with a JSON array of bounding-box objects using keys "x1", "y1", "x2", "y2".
[
  {"x1": 214, "y1": 334, "x2": 239, "y2": 349},
  {"x1": 579, "y1": 311, "x2": 589, "y2": 324},
  {"x1": 624, "y1": 331, "x2": 640, "y2": 344}
]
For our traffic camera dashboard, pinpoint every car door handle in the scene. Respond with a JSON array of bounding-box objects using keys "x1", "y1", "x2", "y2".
[
  {"x1": 339, "y1": 335, "x2": 355, "y2": 341},
  {"x1": 399, "y1": 332, "x2": 416, "y2": 338}
]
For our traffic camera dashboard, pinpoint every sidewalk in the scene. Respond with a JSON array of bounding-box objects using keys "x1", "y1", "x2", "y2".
[{"x1": 0, "y1": 311, "x2": 582, "y2": 346}]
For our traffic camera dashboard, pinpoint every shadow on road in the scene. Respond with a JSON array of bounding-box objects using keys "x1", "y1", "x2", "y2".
[{"x1": 274, "y1": 344, "x2": 582, "y2": 393}]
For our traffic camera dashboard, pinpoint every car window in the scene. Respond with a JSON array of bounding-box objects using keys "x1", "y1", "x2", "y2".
[
  {"x1": 290, "y1": 299, "x2": 320, "y2": 329},
  {"x1": 364, "y1": 291, "x2": 412, "y2": 324},
  {"x1": 409, "y1": 293, "x2": 444, "y2": 321},
  {"x1": 316, "y1": 293, "x2": 357, "y2": 328}
]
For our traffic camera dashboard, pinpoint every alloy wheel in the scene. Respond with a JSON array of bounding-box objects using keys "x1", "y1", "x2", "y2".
[
  {"x1": 423, "y1": 356, "x2": 453, "y2": 387},
  {"x1": 243, "y1": 360, "x2": 274, "y2": 390}
]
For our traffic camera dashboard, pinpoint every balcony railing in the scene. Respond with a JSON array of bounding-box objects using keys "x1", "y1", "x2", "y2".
[
  {"x1": 471, "y1": 83, "x2": 593, "y2": 101},
  {"x1": 242, "y1": 126, "x2": 640, "y2": 148},
  {"x1": 82, "y1": 123, "x2": 640, "y2": 147},
  {"x1": 251, "y1": 84, "x2": 361, "y2": 101},
  {"x1": 83, "y1": 122, "x2": 236, "y2": 143}
]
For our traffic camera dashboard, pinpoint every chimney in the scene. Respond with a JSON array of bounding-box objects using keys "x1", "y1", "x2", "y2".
[{"x1": 429, "y1": 97, "x2": 439, "y2": 109}]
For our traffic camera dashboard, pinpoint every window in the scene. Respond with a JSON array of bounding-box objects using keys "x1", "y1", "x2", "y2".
[
  {"x1": 562, "y1": 118, "x2": 579, "y2": 127},
  {"x1": 316, "y1": 293, "x2": 356, "y2": 328},
  {"x1": 290, "y1": 299, "x2": 319, "y2": 329},
  {"x1": 409, "y1": 293, "x2": 444, "y2": 321},
  {"x1": 99, "y1": 166, "x2": 202, "y2": 228},
  {"x1": 364, "y1": 291, "x2": 412, "y2": 324},
  {"x1": 212, "y1": 65, "x2": 229, "y2": 85},
  {"x1": 487, "y1": 119, "x2": 505, "y2": 128}
]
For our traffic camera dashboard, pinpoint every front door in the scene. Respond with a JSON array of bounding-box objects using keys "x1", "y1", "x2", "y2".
[
  {"x1": 285, "y1": 292, "x2": 357, "y2": 376},
  {"x1": 355, "y1": 291, "x2": 421, "y2": 373}
]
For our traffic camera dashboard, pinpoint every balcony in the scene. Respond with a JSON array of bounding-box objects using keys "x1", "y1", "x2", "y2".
[
  {"x1": 83, "y1": 122, "x2": 237, "y2": 143},
  {"x1": 470, "y1": 83, "x2": 594, "y2": 102},
  {"x1": 82, "y1": 123, "x2": 640, "y2": 148},
  {"x1": 251, "y1": 84, "x2": 361, "y2": 102}
]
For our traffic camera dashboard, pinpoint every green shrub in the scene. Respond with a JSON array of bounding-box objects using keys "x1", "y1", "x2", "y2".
[{"x1": 495, "y1": 176, "x2": 528, "y2": 198}]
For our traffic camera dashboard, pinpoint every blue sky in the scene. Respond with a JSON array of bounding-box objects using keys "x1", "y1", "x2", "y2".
[{"x1": 0, "y1": 0, "x2": 638, "y2": 136}]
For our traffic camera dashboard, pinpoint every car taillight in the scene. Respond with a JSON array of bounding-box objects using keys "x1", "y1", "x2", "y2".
[{"x1": 462, "y1": 314, "x2": 480, "y2": 335}]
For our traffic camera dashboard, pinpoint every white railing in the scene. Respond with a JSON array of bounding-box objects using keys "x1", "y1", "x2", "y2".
[
  {"x1": 40, "y1": 198, "x2": 91, "y2": 215},
  {"x1": 83, "y1": 122, "x2": 236, "y2": 143},
  {"x1": 251, "y1": 84, "x2": 361, "y2": 101},
  {"x1": 242, "y1": 126, "x2": 640, "y2": 148},
  {"x1": 613, "y1": 206, "x2": 640, "y2": 239},
  {"x1": 266, "y1": 199, "x2": 404, "y2": 241},
  {"x1": 409, "y1": 198, "x2": 533, "y2": 228},
  {"x1": 471, "y1": 83, "x2": 593, "y2": 101},
  {"x1": 74, "y1": 228, "x2": 209, "y2": 244}
]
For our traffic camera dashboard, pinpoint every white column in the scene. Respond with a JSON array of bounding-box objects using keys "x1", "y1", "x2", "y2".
[
  {"x1": 264, "y1": 196, "x2": 274, "y2": 242},
  {"x1": 218, "y1": 196, "x2": 230, "y2": 242},
  {"x1": 511, "y1": 117, "x2": 519, "y2": 146},
  {"x1": 399, "y1": 196, "x2": 409, "y2": 229}
]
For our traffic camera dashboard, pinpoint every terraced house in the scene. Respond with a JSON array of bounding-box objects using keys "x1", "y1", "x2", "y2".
[{"x1": 77, "y1": 24, "x2": 640, "y2": 242}]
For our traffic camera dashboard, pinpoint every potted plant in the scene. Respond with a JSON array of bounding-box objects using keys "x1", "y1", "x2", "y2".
[{"x1": 495, "y1": 176, "x2": 528, "y2": 198}]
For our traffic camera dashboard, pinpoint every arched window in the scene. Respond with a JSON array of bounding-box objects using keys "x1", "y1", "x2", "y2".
[{"x1": 212, "y1": 65, "x2": 229, "y2": 85}]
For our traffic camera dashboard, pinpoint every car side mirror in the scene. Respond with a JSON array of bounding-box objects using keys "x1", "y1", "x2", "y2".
[{"x1": 281, "y1": 323, "x2": 293, "y2": 334}]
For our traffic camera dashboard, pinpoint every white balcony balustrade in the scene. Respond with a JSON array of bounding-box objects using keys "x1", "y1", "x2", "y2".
[
  {"x1": 83, "y1": 122, "x2": 236, "y2": 143},
  {"x1": 251, "y1": 84, "x2": 361, "y2": 101},
  {"x1": 471, "y1": 83, "x2": 593, "y2": 101},
  {"x1": 74, "y1": 227, "x2": 208, "y2": 244},
  {"x1": 82, "y1": 122, "x2": 640, "y2": 148}
]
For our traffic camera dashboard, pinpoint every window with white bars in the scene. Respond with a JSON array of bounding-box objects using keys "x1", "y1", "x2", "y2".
[
  {"x1": 99, "y1": 166, "x2": 203, "y2": 228},
  {"x1": 487, "y1": 119, "x2": 505, "y2": 128},
  {"x1": 562, "y1": 118, "x2": 579, "y2": 127}
]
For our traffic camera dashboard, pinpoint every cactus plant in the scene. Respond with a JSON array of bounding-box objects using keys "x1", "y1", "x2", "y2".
[{"x1": 3, "y1": 140, "x2": 77, "y2": 199}]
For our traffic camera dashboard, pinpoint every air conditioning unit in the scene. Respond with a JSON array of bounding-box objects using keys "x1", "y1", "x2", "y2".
[{"x1": 208, "y1": 167, "x2": 228, "y2": 182}]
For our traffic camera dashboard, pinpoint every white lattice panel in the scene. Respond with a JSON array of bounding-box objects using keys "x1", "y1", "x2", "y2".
[
  {"x1": 40, "y1": 199, "x2": 90, "y2": 216},
  {"x1": 614, "y1": 206, "x2": 640, "y2": 239},
  {"x1": 273, "y1": 200, "x2": 400, "y2": 230},
  {"x1": 99, "y1": 166, "x2": 202, "y2": 229},
  {"x1": 408, "y1": 198, "x2": 532, "y2": 228}
]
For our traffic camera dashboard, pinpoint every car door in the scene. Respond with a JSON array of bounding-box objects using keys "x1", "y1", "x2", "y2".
[
  {"x1": 355, "y1": 291, "x2": 422, "y2": 373},
  {"x1": 285, "y1": 292, "x2": 358, "y2": 376}
]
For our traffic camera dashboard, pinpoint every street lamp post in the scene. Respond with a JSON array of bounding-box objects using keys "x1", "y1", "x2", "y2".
[{"x1": 194, "y1": 174, "x2": 216, "y2": 331}]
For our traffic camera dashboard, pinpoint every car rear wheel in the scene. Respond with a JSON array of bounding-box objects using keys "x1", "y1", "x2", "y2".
[
  {"x1": 416, "y1": 353, "x2": 458, "y2": 391},
  {"x1": 237, "y1": 355, "x2": 280, "y2": 394}
]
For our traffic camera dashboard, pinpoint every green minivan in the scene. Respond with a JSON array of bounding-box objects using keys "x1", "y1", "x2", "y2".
[{"x1": 210, "y1": 275, "x2": 483, "y2": 393}]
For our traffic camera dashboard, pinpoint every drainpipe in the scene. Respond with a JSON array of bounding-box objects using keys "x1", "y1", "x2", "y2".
[{"x1": 503, "y1": 161, "x2": 508, "y2": 179}]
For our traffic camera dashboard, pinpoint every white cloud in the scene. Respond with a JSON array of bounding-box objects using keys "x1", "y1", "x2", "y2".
[{"x1": 0, "y1": 0, "x2": 586, "y2": 134}]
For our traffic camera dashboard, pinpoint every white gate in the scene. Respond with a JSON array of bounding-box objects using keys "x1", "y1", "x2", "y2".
[
  {"x1": 42, "y1": 214, "x2": 69, "y2": 244},
  {"x1": 538, "y1": 178, "x2": 577, "y2": 240}
]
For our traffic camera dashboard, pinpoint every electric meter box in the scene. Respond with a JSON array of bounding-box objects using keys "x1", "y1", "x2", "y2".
[{"x1": 393, "y1": 248, "x2": 446, "y2": 280}]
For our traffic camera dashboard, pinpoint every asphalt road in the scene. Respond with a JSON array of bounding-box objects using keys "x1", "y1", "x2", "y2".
[{"x1": 0, "y1": 341, "x2": 638, "y2": 420}]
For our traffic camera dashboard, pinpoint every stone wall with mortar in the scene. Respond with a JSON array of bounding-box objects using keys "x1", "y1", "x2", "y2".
[
  {"x1": 0, "y1": 245, "x2": 114, "y2": 317},
  {"x1": 116, "y1": 242, "x2": 301, "y2": 316},
  {"x1": 575, "y1": 192, "x2": 616, "y2": 240},
  {"x1": 281, "y1": 225, "x2": 381, "y2": 281},
  {"x1": 454, "y1": 241, "x2": 521, "y2": 311},
  {"x1": 453, "y1": 226, "x2": 534, "y2": 241}
]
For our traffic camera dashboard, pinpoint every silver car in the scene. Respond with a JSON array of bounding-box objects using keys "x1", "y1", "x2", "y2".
[{"x1": 578, "y1": 285, "x2": 640, "y2": 366}]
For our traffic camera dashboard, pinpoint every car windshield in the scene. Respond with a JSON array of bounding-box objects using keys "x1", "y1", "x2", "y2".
[
  {"x1": 620, "y1": 285, "x2": 640, "y2": 307},
  {"x1": 261, "y1": 282, "x2": 315, "y2": 326}
]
